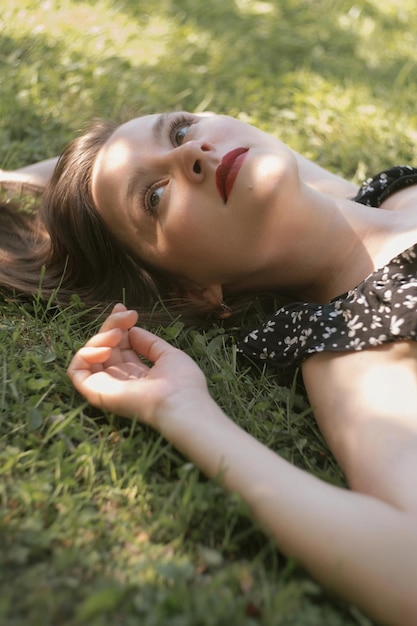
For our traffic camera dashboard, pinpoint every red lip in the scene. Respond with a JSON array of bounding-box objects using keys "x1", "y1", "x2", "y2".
[{"x1": 216, "y1": 148, "x2": 248, "y2": 203}]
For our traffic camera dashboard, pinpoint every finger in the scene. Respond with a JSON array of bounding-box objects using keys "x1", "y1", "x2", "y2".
[
  {"x1": 111, "y1": 303, "x2": 127, "y2": 313},
  {"x1": 68, "y1": 329, "x2": 121, "y2": 381},
  {"x1": 99, "y1": 309, "x2": 138, "y2": 334},
  {"x1": 84, "y1": 329, "x2": 126, "y2": 367},
  {"x1": 85, "y1": 328, "x2": 135, "y2": 368},
  {"x1": 68, "y1": 367, "x2": 94, "y2": 396},
  {"x1": 69, "y1": 368, "x2": 119, "y2": 406},
  {"x1": 72, "y1": 346, "x2": 113, "y2": 365},
  {"x1": 81, "y1": 329, "x2": 151, "y2": 372},
  {"x1": 67, "y1": 346, "x2": 113, "y2": 382},
  {"x1": 85, "y1": 327, "x2": 123, "y2": 349},
  {"x1": 128, "y1": 326, "x2": 178, "y2": 363}
]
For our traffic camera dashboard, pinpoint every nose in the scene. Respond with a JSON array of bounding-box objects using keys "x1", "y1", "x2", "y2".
[{"x1": 173, "y1": 140, "x2": 215, "y2": 182}]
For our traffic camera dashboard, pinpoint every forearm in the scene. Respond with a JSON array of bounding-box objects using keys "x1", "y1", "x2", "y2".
[
  {"x1": 67, "y1": 316, "x2": 417, "y2": 623},
  {"x1": 1, "y1": 157, "x2": 58, "y2": 188},
  {"x1": 156, "y1": 391, "x2": 417, "y2": 625}
]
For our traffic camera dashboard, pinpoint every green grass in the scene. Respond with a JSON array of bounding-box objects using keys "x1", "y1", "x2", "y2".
[{"x1": 1, "y1": 1, "x2": 417, "y2": 624}]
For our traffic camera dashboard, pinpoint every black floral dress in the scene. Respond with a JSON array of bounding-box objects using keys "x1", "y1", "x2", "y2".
[{"x1": 238, "y1": 167, "x2": 417, "y2": 368}]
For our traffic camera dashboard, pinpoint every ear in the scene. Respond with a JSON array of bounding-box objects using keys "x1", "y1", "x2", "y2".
[
  {"x1": 203, "y1": 284, "x2": 232, "y2": 320},
  {"x1": 201, "y1": 284, "x2": 224, "y2": 307},
  {"x1": 181, "y1": 283, "x2": 231, "y2": 318},
  {"x1": 180, "y1": 283, "x2": 224, "y2": 305}
]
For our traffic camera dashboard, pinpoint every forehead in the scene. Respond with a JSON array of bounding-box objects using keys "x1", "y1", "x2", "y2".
[
  {"x1": 91, "y1": 114, "x2": 159, "y2": 210},
  {"x1": 109, "y1": 114, "x2": 159, "y2": 144},
  {"x1": 98, "y1": 113, "x2": 159, "y2": 166}
]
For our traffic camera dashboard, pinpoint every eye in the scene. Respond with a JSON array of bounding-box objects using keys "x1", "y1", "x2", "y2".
[
  {"x1": 142, "y1": 183, "x2": 165, "y2": 216},
  {"x1": 169, "y1": 114, "x2": 195, "y2": 146},
  {"x1": 173, "y1": 125, "x2": 189, "y2": 145}
]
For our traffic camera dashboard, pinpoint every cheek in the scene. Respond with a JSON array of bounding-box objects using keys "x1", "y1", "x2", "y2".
[
  {"x1": 163, "y1": 198, "x2": 211, "y2": 249},
  {"x1": 160, "y1": 221, "x2": 221, "y2": 278}
]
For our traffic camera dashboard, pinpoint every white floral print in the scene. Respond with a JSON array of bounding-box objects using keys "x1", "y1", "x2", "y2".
[
  {"x1": 238, "y1": 165, "x2": 417, "y2": 369},
  {"x1": 239, "y1": 241, "x2": 417, "y2": 368}
]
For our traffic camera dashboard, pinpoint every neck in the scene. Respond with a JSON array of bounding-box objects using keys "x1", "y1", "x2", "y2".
[
  {"x1": 227, "y1": 184, "x2": 417, "y2": 303},
  {"x1": 310, "y1": 192, "x2": 417, "y2": 301},
  {"x1": 300, "y1": 192, "x2": 387, "y2": 301}
]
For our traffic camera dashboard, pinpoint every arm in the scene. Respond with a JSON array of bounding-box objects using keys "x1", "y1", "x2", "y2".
[
  {"x1": 301, "y1": 341, "x2": 417, "y2": 513},
  {"x1": 0, "y1": 157, "x2": 58, "y2": 189},
  {"x1": 67, "y1": 306, "x2": 417, "y2": 625}
]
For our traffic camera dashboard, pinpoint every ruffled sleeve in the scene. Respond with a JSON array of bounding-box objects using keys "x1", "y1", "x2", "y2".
[
  {"x1": 238, "y1": 245, "x2": 417, "y2": 368},
  {"x1": 352, "y1": 165, "x2": 417, "y2": 207}
]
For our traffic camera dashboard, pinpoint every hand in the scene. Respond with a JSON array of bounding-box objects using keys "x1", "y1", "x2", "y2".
[{"x1": 67, "y1": 304, "x2": 209, "y2": 429}]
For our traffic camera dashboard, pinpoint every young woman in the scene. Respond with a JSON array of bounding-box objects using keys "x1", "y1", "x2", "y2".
[
  {"x1": 0, "y1": 113, "x2": 359, "y2": 320},
  {"x1": 2, "y1": 112, "x2": 417, "y2": 624}
]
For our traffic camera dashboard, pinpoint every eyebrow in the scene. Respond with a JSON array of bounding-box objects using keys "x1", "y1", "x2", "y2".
[
  {"x1": 125, "y1": 113, "x2": 168, "y2": 224},
  {"x1": 152, "y1": 112, "x2": 168, "y2": 142}
]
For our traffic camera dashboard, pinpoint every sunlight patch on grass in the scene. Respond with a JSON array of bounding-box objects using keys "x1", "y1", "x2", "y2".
[
  {"x1": 235, "y1": 0, "x2": 276, "y2": 16},
  {"x1": 4, "y1": 0, "x2": 174, "y2": 68}
]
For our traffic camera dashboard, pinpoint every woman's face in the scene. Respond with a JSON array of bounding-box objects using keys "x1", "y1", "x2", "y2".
[{"x1": 92, "y1": 112, "x2": 298, "y2": 293}]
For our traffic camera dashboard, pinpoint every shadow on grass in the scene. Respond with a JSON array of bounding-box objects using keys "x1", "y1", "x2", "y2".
[{"x1": 70, "y1": 0, "x2": 416, "y2": 102}]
